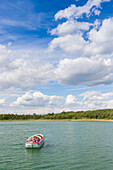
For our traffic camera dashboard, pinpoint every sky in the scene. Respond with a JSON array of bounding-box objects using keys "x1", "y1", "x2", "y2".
[{"x1": 0, "y1": 0, "x2": 113, "y2": 114}]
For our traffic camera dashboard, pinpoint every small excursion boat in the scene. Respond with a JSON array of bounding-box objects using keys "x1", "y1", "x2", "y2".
[{"x1": 25, "y1": 134, "x2": 44, "y2": 148}]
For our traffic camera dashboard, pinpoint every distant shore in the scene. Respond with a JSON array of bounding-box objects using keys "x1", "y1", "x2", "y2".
[
  {"x1": 1, "y1": 109, "x2": 113, "y2": 121},
  {"x1": 36, "y1": 119, "x2": 113, "y2": 122},
  {"x1": 1, "y1": 119, "x2": 113, "y2": 122}
]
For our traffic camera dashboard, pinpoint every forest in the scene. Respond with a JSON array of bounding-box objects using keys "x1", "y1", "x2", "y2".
[{"x1": 1, "y1": 109, "x2": 113, "y2": 120}]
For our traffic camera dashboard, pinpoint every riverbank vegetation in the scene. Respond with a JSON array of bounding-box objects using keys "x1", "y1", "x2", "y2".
[{"x1": 0, "y1": 109, "x2": 113, "y2": 120}]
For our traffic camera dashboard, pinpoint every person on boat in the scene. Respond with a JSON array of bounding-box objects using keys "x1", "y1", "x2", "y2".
[{"x1": 35, "y1": 138, "x2": 40, "y2": 142}]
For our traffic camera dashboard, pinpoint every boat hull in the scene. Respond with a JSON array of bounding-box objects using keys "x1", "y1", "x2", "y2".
[{"x1": 25, "y1": 140, "x2": 44, "y2": 148}]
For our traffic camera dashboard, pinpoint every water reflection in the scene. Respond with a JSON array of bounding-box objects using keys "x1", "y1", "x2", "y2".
[{"x1": 25, "y1": 148, "x2": 42, "y2": 159}]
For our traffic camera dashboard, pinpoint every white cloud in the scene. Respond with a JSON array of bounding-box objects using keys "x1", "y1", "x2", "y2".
[
  {"x1": 49, "y1": 34, "x2": 87, "y2": 56},
  {"x1": 51, "y1": 20, "x2": 91, "y2": 36},
  {"x1": 80, "y1": 91, "x2": 102, "y2": 101},
  {"x1": 55, "y1": 0, "x2": 110, "y2": 20},
  {"x1": 9, "y1": 90, "x2": 113, "y2": 113},
  {"x1": 55, "y1": 58, "x2": 113, "y2": 86},
  {"x1": 0, "y1": 44, "x2": 11, "y2": 69},
  {"x1": 93, "y1": 19, "x2": 101, "y2": 29},
  {"x1": 93, "y1": 9, "x2": 101, "y2": 16},
  {"x1": 11, "y1": 91, "x2": 64, "y2": 107},
  {"x1": 55, "y1": 4, "x2": 76, "y2": 20},
  {"x1": 78, "y1": 90, "x2": 113, "y2": 109},
  {"x1": 0, "y1": 45, "x2": 54, "y2": 90},
  {"x1": 0, "y1": 59, "x2": 54, "y2": 90},
  {"x1": 88, "y1": 17, "x2": 113, "y2": 56},
  {"x1": 0, "y1": 98, "x2": 5, "y2": 105},
  {"x1": 49, "y1": 96, "x2": 64, "y2": 105},
  {"x1": 49, "y1": 17, "x2": 113, "y2": 58},
  {"x1": 66, "y1": 94, "x2": 77, "y2": 104},
  {"x1": 65, "y1": 91, "x2": 113, "y2": 110}
]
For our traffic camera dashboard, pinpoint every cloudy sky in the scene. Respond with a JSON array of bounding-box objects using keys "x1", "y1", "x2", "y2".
[{"x1": 0, "y1": 0, "x2": 113, "y2": 114}]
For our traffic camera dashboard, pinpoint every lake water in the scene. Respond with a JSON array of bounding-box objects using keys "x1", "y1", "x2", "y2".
[{"x1": 0, "y1": 121, "x2": 113, "y2": 170}]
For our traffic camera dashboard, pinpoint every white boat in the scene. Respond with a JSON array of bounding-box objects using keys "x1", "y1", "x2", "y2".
[{"x1": 25, "y1": 134, "x2": 44, "y2": 148}]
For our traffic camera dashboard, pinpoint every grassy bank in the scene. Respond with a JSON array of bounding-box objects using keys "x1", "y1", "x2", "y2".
[{"x1": 1, "y1": 109, "x2": 113, "y2": 121}]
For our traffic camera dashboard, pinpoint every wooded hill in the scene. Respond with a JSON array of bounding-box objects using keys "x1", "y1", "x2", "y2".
[{"x1": 0, "y1": 109, "x2": 113, "y2": 120}]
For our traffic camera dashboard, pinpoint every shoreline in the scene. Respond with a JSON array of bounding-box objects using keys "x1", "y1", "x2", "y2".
[{"x1": 1, "y1": 119, "x2": 113, "y2": 122}]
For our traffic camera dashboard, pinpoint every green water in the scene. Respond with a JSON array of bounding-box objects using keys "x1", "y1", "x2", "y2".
[{"x1": 0, "y1": 121, "x2": 113, "y2": 170}]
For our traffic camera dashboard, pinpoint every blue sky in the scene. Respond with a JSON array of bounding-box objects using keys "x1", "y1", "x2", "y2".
[{"x1": 0, "y1": 0, "x2": 113, "y2": 114}]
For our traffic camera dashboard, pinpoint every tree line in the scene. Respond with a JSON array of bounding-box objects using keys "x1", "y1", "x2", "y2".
[{"x1": 0, "y1": 109, "x2": 113, "y2": 120}]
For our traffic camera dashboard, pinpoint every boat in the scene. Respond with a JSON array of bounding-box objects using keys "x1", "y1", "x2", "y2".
[{"x1": 25, "y1": 134, "x2": 44, "y2": 148}]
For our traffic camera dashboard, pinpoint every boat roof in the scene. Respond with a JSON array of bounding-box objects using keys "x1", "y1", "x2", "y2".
[{"x1": 27, "y1": 134, "x2": 43, "y2": 140}]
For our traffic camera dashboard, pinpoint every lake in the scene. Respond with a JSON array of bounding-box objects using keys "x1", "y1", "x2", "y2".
[{"x1": 0, "y1": 120, "x2": 113, "y2": 170}]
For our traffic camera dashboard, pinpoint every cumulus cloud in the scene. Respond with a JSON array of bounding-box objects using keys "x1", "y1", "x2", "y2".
[
  {"x1": 78, "y1": 91, "x2": 113, "y2": 109},
  {"x1": 51, "y1": 20, "x2": 91, "y2": 36},
  {"x1": 55, "y1": 58, "x2": 113, "y2": 86},
  {"x1": 11, "y1": 91, "x2": 64, "y2": 107},
  {"x1": 49, "y1": 34, "x2": 87, "y2": 56},
  {"x1": 88, "y1": 17, "x2": 113, "y2": 56},
  {"x1": 0, "y1": 98, "x2": 5, "y2": 105},
  {"x1": 0, "y1": 45, "x2": 54, "y2": 90},
  {"x1": 0, "y1": 44, "x2": 11, "y2": 70},
  {"x1": 55, "y1": 0, "x2": 110, "y2": 20},
  {"x1": 49, "y1": 17, "x2": 113, "y2": 57},
  {"x1": 0, "y1": 59, "x2": 54, "y2": 90},
  {"x1": 10, "y1": 90, "x2": 113, "y2": 113},
  {"x1": 65, "y1": 91, "x2": 113, "y2": 110},
  {"x1": 66, "y1": 94, "x2": 77, "y2": 104}
]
